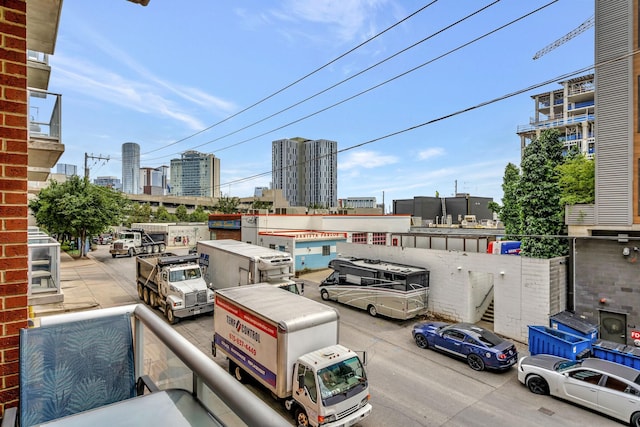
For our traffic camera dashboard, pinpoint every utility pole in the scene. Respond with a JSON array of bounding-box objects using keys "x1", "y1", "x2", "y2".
[{"x1": 84, "y1": 153, "x2": 110, "y2": 180}]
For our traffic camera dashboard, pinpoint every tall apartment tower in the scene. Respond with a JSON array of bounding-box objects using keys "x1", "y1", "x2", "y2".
[
  {"x1": 140, "y1": 165, "x2": 168, "y2": 196},
  {"x1": 517, "y1": 74, "x2": 595, "y2": 158},
  {"x1": 121, "y1": 142, "x2": 140, "y2": 194},
  {"x1": 169, "y1": 151, "x2": 220, "y2": 197},
  {"x1": 272, "y1": 137, "x2": 337, "y2": 208}
]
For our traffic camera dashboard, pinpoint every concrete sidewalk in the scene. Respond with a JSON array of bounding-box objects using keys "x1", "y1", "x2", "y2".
[{"x1": 31, "y1": 251, "x2": 138, "y2": 318}]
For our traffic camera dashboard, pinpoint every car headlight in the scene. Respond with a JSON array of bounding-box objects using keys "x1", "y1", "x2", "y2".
[{"x1": 318, "y1": 414, "x2": 336, "y2": 424}]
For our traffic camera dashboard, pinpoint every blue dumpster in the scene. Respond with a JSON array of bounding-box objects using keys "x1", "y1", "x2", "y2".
[
  {"x1": 528, "y1": 325, "x2": 591, "y2": 360},
  {"x1": 549, "y1": 311, "x2": 598, "y2": 343},
  {"x1": 592, "y1": 340, "x2": 640, "y2": 369}
]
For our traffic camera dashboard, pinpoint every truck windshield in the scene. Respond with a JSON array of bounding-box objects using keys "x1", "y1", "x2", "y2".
[
  {"x1": 169, "y1": 268, "x2": 201, "y2": 282},
  {"x1": 317, "y1": 356, "x2": 367, "y2": 406}
]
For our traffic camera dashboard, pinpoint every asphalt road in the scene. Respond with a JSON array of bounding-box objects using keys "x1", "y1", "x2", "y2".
[{"x1": 91, "y1": 245, "x2": 621, "y2": 427}]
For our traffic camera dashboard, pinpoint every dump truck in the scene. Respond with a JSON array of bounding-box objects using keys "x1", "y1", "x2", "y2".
[
  {"x1": 110, "y1": 228, "x2": 168, "y2": 258},
  {"x1": 135, "y1": 252, "x2": 214, "y2": 324},
  {"x1": 213, "y1": 284, "x2": 372, "y2": 427},
  {"x1": 196, "y1": 239, "x2": 302, "y2": 294}
]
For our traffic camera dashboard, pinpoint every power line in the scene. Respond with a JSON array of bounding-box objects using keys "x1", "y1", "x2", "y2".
[
  {"x1": 144, "y1": 0, "x2": 556, "y2": 164},
  {"x1": 147, "y1": 0, "x2": 503, "y2": 160},
  {"x1": 141, "y1": 1, "x2": 439, "y2": 156},
  {"x1": 174, "y1": 0, "x2": 559, "y2": 160},
  {"x1": 217, "y1": 64, "x2": 594, "y2": 190}
]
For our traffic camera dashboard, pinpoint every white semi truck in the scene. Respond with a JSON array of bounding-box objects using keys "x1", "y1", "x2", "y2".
[
  {"x1": 196, "y1": 239, "x2": 302, "y2": 294},
  {"x1": 135, "y1": 252, "x2": 214, "y2": 324},
  {"x1": 213, "y1": 284, "x2": 372, "y2": 427}
]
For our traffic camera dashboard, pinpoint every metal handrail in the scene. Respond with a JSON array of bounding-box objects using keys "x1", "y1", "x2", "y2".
[
  {"x1": 40, "y1": 304, "x2": 291, "y2": 427},
  {"x1": 475, "y1": 285, "x2": 494, "y2": 310}
]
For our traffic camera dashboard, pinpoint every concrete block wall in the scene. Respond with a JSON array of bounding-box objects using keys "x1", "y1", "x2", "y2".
[
  {"x1": 574, "y1": 238, "x2": 640, "y2": 341},
  {"x1": 0, "y1": 0, "x2": 28, "y2": 415}
]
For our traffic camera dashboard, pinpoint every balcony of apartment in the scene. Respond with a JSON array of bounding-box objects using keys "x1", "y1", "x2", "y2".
[
  {"x1": 516, "y1": 113, "x2": 595, "y2": 135},
  {"x1": 26, "y1": 0, "x2": 64, "y2": 191},
  {"x1": 28, "y1": 89, "x2": 64, "y2": 186},
  {"x1": 2, "y1": 304, "x2": 290, "y2": 427},
  {"x1": 26, "y1": 50, "x2": 50, "y2": 90}
]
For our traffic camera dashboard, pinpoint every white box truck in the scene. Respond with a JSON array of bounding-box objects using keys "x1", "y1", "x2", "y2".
[
  {"x1": 136, "y1": 252, "x2": 214, "y2": 324},
  {"x1": 213, "y1": 284, "x2": 372, "y2": 427},
  {"x1": 196, "y1": 239, "x2": 302, "y2": 294}
]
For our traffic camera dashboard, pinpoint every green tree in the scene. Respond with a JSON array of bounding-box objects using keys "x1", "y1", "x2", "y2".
[
  {"x1": 557, "y1": 152, "x2": 595, "y2": 205},
  {"x1": 154, "y1": 205, "x2": 176, "y2": 222},
  {"x1": 189, "y1": 205, "x2": 210, "y2": 222},
  {"x1": 175, "y1": 205, "x2": 189, "y2": 222},
  {"x1": 213, "y1": 196, "x2": 240, "y2": 214},
  {"x1": 251, "y1": 199, "x2": 271, "y2": 211},
  {"x1": 126, "y1": 202, "x2": 152, "y2": 226},
  {"x1": 500, "y1": 162, "x2": 522, "y2": 240},
  {"x1": 519, "y1": 129, "x2": 567, "y2": 258},
  {"x1": 29, "y1": 176, "x2": 130, "y2": 257}
]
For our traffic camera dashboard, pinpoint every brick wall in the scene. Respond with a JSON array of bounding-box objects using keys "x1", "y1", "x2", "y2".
[{"x1": 0, "y1": 0, "x2": 29, "y2": 416}]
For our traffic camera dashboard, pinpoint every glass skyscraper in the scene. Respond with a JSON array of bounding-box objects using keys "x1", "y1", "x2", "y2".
[{"x1": 122, "y1": 142, "x2": 140, "y2": 194}]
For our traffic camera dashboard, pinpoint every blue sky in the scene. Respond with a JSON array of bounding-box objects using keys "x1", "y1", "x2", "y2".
[{"x1": 50, "y1": 0, "x2": 594, "y2": 209}]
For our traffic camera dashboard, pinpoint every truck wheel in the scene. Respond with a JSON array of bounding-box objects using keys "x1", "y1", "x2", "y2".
[
  {"x1": 149, "y1": 291, "x2": 158, "y2": 308},
  {"x1": 320, "y1": 289, "x2": 330, "y2": 301},
  {"x1": 143, "y1": 288, "x2": 150, "y2": 305},
  {"x1": 159, "y1": 243, "x2": 166, "y2": 252},
  {"x1": 111, "y1": 254, "x2": 116, "y2": 258},
  {"x1": 146, "y1": 246, "x2": 152, "y2": 254},
  {"x1": 166, "y1": 307, "x2": 177, "y2": 325},
  {"x1": 368, "y1": 304, "x2": 378, "y2": 317},
  {"x1": 128, "y1": 248, "x2": 135, "y2": 257},
  {"x1": 152, "y1": 245, "x2": 159, "y2": 253},
  {"x1": 137, "y1": 283, "x2": 144, "y2": 300},
  {"x1": 294, "y1": 407, "x2": 310, "y2": 427}
]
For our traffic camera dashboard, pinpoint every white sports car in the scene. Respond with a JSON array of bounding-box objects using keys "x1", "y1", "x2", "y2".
[{"x1": 518, "y1": 354, "x2": 640, "y2": 426}]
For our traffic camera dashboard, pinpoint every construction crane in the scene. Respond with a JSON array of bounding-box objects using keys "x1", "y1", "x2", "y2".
[{"x1": 533, "y1": 15, "x2": 594, "y2": 60}]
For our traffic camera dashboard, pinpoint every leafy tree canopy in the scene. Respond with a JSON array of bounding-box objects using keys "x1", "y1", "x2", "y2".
[
  {"x1": 557, "y1": 151, "x2": 595, "y2": 205},
  {"x1": 29, "y1": 176, "x2": 130, "y2": 257},
  {"x1": 189, "y1": 205, "x2": 210, "y2": 222},
  {"x1": 213, "y1": 196, "x2": 240, "y2": 214},
  {"x1": 519, "y1": 129, "x2": 568, "y2": 258}
]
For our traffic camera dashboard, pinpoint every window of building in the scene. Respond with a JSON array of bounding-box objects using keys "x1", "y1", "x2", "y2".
[
  {"x1": 322, "y1": 245, "x2": 330, "y2": 256},
  {"x1": 352, "y1": 233, "x2": 367, "y2": 244},
  {"x1": 269, "y1": 244, "x2": 276, "y2": 249},
  {"x1": 372, "y1": 233, "x2": 386, "y2": 245}
]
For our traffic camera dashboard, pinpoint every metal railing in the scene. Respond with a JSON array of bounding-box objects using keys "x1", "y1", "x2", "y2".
[
  {"x1": 28, "y1": 88, "x2": 61, "y2": 140},
  {"x1": 40, "y1": 304, "x2": 291, "y2": 427}
]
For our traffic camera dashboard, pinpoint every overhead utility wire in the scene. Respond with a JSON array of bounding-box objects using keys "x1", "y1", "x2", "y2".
[
  {"x1": 141, "y1": 1, "x2": 438, "y2": 156},
  {"x1": 218, "y1": 63, "x2": 595, "y2": 188},
  {"x1": 154, "y1": 0, "x2": 503, "y2": 158},
  {"x1": 171, "y1": 0, "x2": 559, "y2": 159}
]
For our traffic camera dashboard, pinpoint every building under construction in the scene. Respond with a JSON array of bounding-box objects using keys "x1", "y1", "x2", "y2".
[{"x1": 516, "y1": 73, "x2": 595, "y2": 159}]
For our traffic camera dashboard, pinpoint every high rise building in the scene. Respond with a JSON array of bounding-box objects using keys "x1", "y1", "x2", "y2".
[
  {"x1": 140, "y1": 165, "x2": 168, "y2": 196},
  {"x1": 169, "y1": 151, "x2": 220, "y2": 197},
  {"x1": 56, "y1": 163, "x2": 77, "y2": 176},
  {"x1": 122, "y1": 142, "x2": 140, "y2": 194},
  {"x1": 272, "y1": 137, "x2": 337, "y2": 208}
]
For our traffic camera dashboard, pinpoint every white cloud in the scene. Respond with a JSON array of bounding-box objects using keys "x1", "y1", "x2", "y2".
[
  {"x1": 338, "y1": 150, "x2": 399, "y2": 171},
  {"x1": 418, "y1": 147, "x2": 445, "y2": 160}
]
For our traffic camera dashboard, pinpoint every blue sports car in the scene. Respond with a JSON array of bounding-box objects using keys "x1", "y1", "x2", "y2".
[{"x1": 412, "y1": 321, "x2": 518, "y2": 371}]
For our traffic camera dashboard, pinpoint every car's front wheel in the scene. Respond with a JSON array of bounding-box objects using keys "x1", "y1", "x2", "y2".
[
  {"x1": 414, "y1": 334, "x2": 429, "y2": 349},
  {"x1": 526, "y1": 374, "x2": 550, "y2": 395},
  {"x1": 631, "y1": 411, "x2": 640, "y2": 427},
  {"x1": 320, "y1": 289, "x2": 330, "y2": 301},
  {"x1": 467, "y1": 354, "x2": 485, "y2": 371}
]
